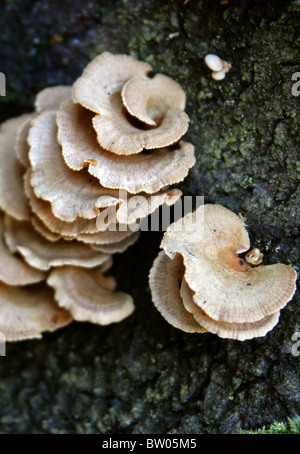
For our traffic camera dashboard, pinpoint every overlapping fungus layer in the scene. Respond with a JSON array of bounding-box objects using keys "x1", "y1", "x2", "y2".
[
  {"x1": 0, "y1": 52, "x2": 195, "y2": 340},
  {"x1": 149, "y1": 204, "x2": 297, "y2": 341}
]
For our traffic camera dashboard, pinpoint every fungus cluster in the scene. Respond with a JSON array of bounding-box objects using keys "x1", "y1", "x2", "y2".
[
  {"x1": 0, "y1": 52, "x2": 194, "y2": 341},
  {"x1": 149, "y1": 204, "x2": 297, "y2": 341}
]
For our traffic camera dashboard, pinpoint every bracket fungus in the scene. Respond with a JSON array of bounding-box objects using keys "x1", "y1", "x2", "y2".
[
  {"x1": 60, "y1": 52, "x2": 195, "y2": 194},
  {"x1": 47, "y1": 262, "x2": 135, "y2": 325},
  {"x1": 0, "y1": 52, "x2": 195, "y2": 341},
  {"x1": 149, "y1": 204, "x2": 297, "y2": 341},
  {"x1": 0, "y1": 284, "x2": 72, "y2": 342}
]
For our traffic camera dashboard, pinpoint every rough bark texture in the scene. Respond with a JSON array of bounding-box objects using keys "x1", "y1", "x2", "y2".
[{"x1": 0, "y1": 0, "x2": 299, "y2": 434}]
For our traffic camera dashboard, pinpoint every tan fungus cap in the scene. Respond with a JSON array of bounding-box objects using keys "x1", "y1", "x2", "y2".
[
  {"x1": 90, "y1": 231, "x2": 140, "y2": 254},
  {"x1": 75, "y1": 222, "x2": 139, "y2": 245},
  {"x1": 72, "y1": 52, "x2": 189, "y2": 155},
  {"x1": 15, "y1": 114, "x2": 36, "y2": 168},
  {"x1": 15, "y1": 86, "x2": 71, "y2": 168},
  {"x1": 72, "y1": 52, "x2": 152, "y2": 115},
  {"x1": 47, "y1": 264, "x2": 135, "y2": 325},
  {"x1": 180, "y1": 277, "x2": 281, "y2": 341},
  {"x1": 24, "y1": 169, "x2": 102, "y2": 238},
  {"x1": 57, "y1": 99, "x2": 195, "y2": 193},
  {"x1": 28, "y1": 110, "x2": 126, "y2": 222},
  {"x1": 0, "y1": 213, "x2": 45, "y2": 286},
  {"x1": 92, "y1": 89, "x2": 189, "y2": 155},
  {"x1": 148, "y1": 250, "x2": 206, "y2": 333},
  {"x1": 121, "y1": 73, "x2": 186, "y2": 126},
  {"x1": 4, "y1": 215, "x2": 112, "y2": 271},
  {"x1": 0, "y1": 283, "x2": 72, "y2": 341},
  {"x1": 0, "y1": 115, "x2": 32, "y2": 221},
  {"x1": 31, "y1": 215, "x2": 70, "y2": 242},
  {"x1": 161, "y1": 204, "x2": 297, "y2": 324},
  {"x1": 34, "y1": 85, "x2": 72, "y2": 113}
]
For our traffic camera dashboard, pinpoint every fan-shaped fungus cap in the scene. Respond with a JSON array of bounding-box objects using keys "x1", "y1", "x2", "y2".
[
  {"x1": 0, "y1": 213, "x2": 45, "y2": 285},
  {"x1": 28, "y1": 110, "x2": 127, "y2": 222},
  {"x1": 114, "y1": 188, "x2": 182, "y2": 225},
  {"x1": 121, "y1": 74, "x2": 186, "y2": 126},
  {"x1": 15, "y1": 114, "x2": 36, "y2": 168},
  {"x1": 0, "y1": 283, "x2": 72, "y2": 341},
  {"x1": 148, "y1": 249, "x2": 283, "y2": 341},
  {"x1": 72, "y1": 52, "x2": 152, "y2": 116},
  {"x1": 26, "y1": 175, "x2": 141, "y2": 253},
  {"x1": 91, "y1": 80, "x2": 189, "y2": 156},
  {"x1": 24, "y1": 169, "x2": 103, "y2": 238},
  {"x1": 90, "y1": 231, "x2": 140, "y2": 254},
  {"x1": 15, "y1": 86, "x2": 71, "y2": 168},
  {"x1": 72, "y1": 52, "x2": 189, "y2": 155},
  {"x1": 57, "y1": 98, "x2": 195, "y2": 194},
  {"x1": 75, "y1": 222, "x2": 139, "y2": 245},
  {"x1": 149, "y1": 250, "x2": 206, "y2": 333},
  {"x1": 47, "y1": 264, "x2": 134, "y2": 325},
  {"x1": 29, "y1": 109, "x2": 178, "y2": 226},
  {"x1": 161, "y1": 204, "x2": 297, "y2": 326},
  {"x1": 30, "y1": 207, "x2": 139, "y2": 247},
  {"x1": 179, "y1": 277, "x2": 281, "y2": 341},
  {"x1": 0, "y1": 115, "x2": 32, "y2": 221},
  {"x1": 4, "y1": 215, "x2": 112, "y2": 271},
  {"x1": 34, "y1": 85, "x2": 72, "y2": 113},
  {"x1": 31, "y1": 215, "x2": 69, "y2": 243}
]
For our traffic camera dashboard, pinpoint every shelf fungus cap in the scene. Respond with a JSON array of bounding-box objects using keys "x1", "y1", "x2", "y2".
[
  {"x1": 15, "y1": 114, "x2": 36, "y2": 168},
  {"x1": 0, "y1": 213, "x2": 45, "y2": 286},
  {"x1": 28, "y1": 110, "x2": 127, "y2": 222},
  {"x1": 121, "y1": 73, "x2": 186, "y2": 126},
  {"x1": 148, "y1": 249, "x2": 284, "y2": 341},
  {"x1": 15, "y1": 86, "x2": 72, "y2": 168},
  {"x1": 72, "y1": 52, "x2": 152, "y2": 115},
  {"x1": 161, "y1": 204, "x2": 297, "y2": 325},
  {"x1": 4, "y1": 215, "x2": 111, "y2": 272},
  {"x1": 148, "y1": 251, "x2": 206, "y2": 333},
  {"x1": 0, "y1": 284, "x2": 72, "y2": 341},
  {"x1": 0, "y1": 115, "x2": 32, "y2": 221},
  {"x1": 34, "y1": 85, "x2": 72, "y2": 113},
  {"x1": 92, "y1": 84, "x2": 189, "y2": 156},
  {"x1": 47, "y1": 265, "x2": 135, "y2": 325},
  {"x1": 24, "y1": 169, "x2": 103, "y2": 238},
  {"x1": 72, "y1": 52, "x2": 189, "y2": 155},
  {"x1": 179, "y1": 277, "x2": 281, "y2": 341},
  {"x1": 56, "y1": 98, "x2": 195, "y2": 193}
]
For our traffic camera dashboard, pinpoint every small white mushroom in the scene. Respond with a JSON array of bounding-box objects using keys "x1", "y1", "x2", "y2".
[
  {"x1": 204, "y1": 53, "x2": 231, "y2": 81},
  {"x1": 211, "y1": 70, "x2": 226, "y2": 81},
  {"x1": 204, "y1": 54, "x2": 223, "y2": 72}
]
